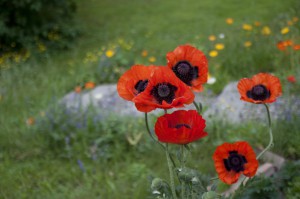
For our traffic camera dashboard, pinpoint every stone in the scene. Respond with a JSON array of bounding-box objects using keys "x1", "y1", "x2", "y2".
[
  {"x1": 61, "y1": 83, "x2": 216, "y2": 117},
  {"x1": 61, "y1": 82, "x2": 300, "y2": 123},
  {"x1": 61, "y1": 84, "x2": 143, "y2": 117}
]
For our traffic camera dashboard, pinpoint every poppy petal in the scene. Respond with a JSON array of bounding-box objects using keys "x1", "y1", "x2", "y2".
[
  {"x1": 213, "y1": 141, "x2": 258, "y2": 184},
  {"x1": 155, "y1": 110, "x2": 207, "y2": 144},
  {"x1": 167, "y1": 44, "x2": 208, "y2": 91},
  {"x1": 237, "y1": 73, "x2": 282, "y2": 104}
]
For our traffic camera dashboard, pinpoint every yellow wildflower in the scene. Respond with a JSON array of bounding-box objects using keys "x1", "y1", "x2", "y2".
[
  {"x1": 141, "y1": 50, "x2": 148, "y2": 57},
  {"x1": 226, "y1": 18, "x2": 233, "y2": 25},
  {"x1": 148, "y1": 56, "x2": 156, "y2": 63},
  {"x1": 209, "y1": 50, "x2": 218, "y2": 57},
  {"x1": 281, "y1": 27, "x2": 289, "y2": 34},
  {"x1": 215, "y1": 43, "x2": 225, "y2": 50},
  {"x1": 0, "y1": 57, "x2": 4, "y2": 65},
  {"x1": 244, "y1": 41, "x2": 252, "y2": 48},
  {"x1": 208, "y1": 35, "x2": 216, "y2": 41},
  {"x1": 14, "y1": 54, "x2": 21, "y2": 63},
  {"x1": 37, "y1": 43, "x2": 46, "y2": 52},
  {"x1": 261, "y1": 26, "x2": 271, "y2": 35},
  {"x1": 105, "y1": 50, "x2": 115, "y2": 58},
  {"x1": 242, "y1": 24, "x2": 253, "y2": 31}
]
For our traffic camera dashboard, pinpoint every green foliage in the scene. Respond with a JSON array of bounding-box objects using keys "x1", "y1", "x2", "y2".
[
  {"x1": 177, "y1": 167, "x2": 211, "y2": 198},
  {"x1": 35, "y1": 103, "x2": 147, "y2": 160},
  {"x1": 232, "y1": 161, "x2": 300, "y2": 198},
  {"x1": 0, "y1": 0, "x2": 78, "y2": 53},
  {"x1": 232, "y1": 177, "x2": 279, "y2": 199},
  {"x1": 1, "y1": 0, "x2": 300, "y2": 198}
]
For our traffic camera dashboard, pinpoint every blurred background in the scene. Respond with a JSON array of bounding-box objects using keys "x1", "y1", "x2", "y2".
[{"x1": 0, "y1": 0, "x2": 300, "y2": 198}]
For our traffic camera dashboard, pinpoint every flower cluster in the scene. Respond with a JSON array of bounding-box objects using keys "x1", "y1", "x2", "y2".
[
  {"x1": 117, "y1": 45, "x2": 208, "y2": 112},
  {"x1": 117, "y1": 44, "x2": 282, "y2": 196}
]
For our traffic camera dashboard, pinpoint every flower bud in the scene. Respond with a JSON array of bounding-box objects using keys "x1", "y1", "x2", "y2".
[
  {"x1": 151, "y1": 178, "x2": 170, "y2": 196},
  {"x1": 178, "y1": 167, "x2": 205, "y2": 185}
]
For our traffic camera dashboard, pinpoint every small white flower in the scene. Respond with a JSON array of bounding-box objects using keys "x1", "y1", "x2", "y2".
[
  {"x1": 207, "y1": 77, "x2": 216, "y2": 85},
  {"x1": 152, "y1": 190, "x2": 161, "y2": 195},
  {"x1": 191, "y1": 177, "x2": 199, "y2": 182},
  {"x1": 94, "y1": 93, "x2": 103, "y2": 99},
  {"x1": 219, "y1": 33, "x2": 225, "y2": 39}
]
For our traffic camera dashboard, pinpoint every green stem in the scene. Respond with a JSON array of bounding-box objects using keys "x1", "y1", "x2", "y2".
[
  {"x1": 145, "y1": 113, "x2": 157, "y2": 142},
  {"x1": 209, "y1": 177, "x2": 219, "y2": 181},
  {"x1": 166, "y1": 144, "x2": 178, "y2": 199},
  {"x1": 193, "y1": 101, "x2": 201, "y2": 114},
  {"x1": 243, "y1": 104, "x2": 273, "y2": 186},
  {"x1": 144, "y1": 113, "x2": 177, "y2": 168},
  {"x1": 256, "y1": 104, "x2": 273, "y2": 160},
  {"x1": 180, "y1": 145, "x2": 185, "y2": 199},
  {"x1": 144, "y1": 113, "x2": 156, "y2": 142}
]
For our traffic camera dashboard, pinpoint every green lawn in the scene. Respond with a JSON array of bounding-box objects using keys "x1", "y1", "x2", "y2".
[{"x1": 0, "y1": 0, "x2": 300, "y2": 198}]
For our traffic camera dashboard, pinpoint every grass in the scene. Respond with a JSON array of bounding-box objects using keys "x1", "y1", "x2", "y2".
[{"x1": 1, "y1": 0, "x2": 300, "y2": 198}]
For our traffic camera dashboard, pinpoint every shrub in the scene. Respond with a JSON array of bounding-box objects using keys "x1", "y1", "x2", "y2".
[{"x1": 0, "y1": 0, "x2": 78, "y2": 53}]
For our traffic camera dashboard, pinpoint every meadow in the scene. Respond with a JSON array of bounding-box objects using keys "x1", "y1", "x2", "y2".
[{"x1": 1, "y1": 0, "x2": 300, "y2": 198}]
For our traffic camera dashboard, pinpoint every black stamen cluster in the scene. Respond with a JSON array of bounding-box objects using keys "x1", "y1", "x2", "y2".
[
  {"x1": 134, "y1": 80, "x2": 149, "y2": 94},
  {"x1": 223, "y1": 151, "x2": 247, "y2": 172},
  {"x1": 246, "y1": 84, "x2": 270, "y2": 101},
  {"x1": 151, "y1": 83, "x2": 177, "y2": 104},
  {"x1": 175, "y1": 124, "x2": 191, "y2": 129},
  {"x1": 172, "y1": 61, "x2": 198, "y2": 86}
]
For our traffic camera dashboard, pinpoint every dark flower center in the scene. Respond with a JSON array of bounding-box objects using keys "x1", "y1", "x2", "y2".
[
  {"x1": 134, "y1": 79, "x2": 148, "y2": 94},
  {"x1": 158, "y1": 84, "x2": 170, "y2": 97},
  {"x1": 151, "y1": 83, "x2": 178, "y2": 104},
  {"x1": 175, "y1": 124, "x2": 191, "y2": 129},
  {"x1": 223, "y1": 151, "x2": 247, "y2": 172},
  {"x1": 246, "y1": 84, "x2": 270, "y2": 101},
  {"x1": 172, "y1": 61, "x2": 199, "y2": 86}
]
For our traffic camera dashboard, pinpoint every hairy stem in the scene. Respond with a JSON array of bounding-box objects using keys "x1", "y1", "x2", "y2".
[
  {"x1": 193, "y1": 101, "x2": 201, "y2": 114},
  {"x1": 144, "y1": 112, "x2": 177, "y2": 168},
  {"x1": 166, "y1": 144, "x2": 178, "y2": 199},
  {"x1": 256, "y1": 104, "x2": 273, "y2": 160}
]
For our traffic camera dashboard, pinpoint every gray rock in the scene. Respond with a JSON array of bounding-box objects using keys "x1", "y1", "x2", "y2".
[
  {"x1": 61, "y1": 84, "x2": 216, "y2": 117},
  {"x1": 61, "y1": 84, "x2": 143, "y2": 117},
  {"x1": 61, "y1": 82, "x2": 300, "y2": 123}
]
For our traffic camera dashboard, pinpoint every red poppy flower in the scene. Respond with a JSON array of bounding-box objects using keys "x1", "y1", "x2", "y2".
[
  {"x1": 133, "y1": 67, "x2": 195, "y2": 112},
  {"x1": 277, "y1": 40, "x2": 293, "y2": 51},
  {"x1": 85, "y1": 81, "x2": 95, "y2": 89},
  {"x1": 237, "y1": 73, "x2": 282, "y2": 104},
  {"x1": 287, "y1": 75, "x2": 296, "y2": 83},
  {"x1": 277, "y1": 41, "x2": 286, "y2": 51},
  {"x1": 293, "y1": 44, "x2": 300, "y2": 51},
  {"x1": 117, "y1": 65, "x2": 157, "y2": 101},
  {"x1": 285, "y1": 40, "x2": 293, "y2": 46},
  {"x1": 166, "y1": 44, "x2": 208, "y2": 92},
  {"x1": 75, "y1": 86, "x2": 82, "y2": 93},
  {"x1": 154, "y1": 110, "x2": 207, "y2": 144},
  {"x1": 213, "y1": 141, "x2": 258, "y2": 184}
]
